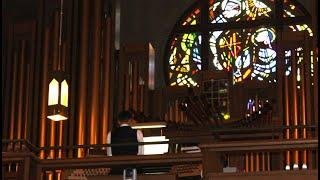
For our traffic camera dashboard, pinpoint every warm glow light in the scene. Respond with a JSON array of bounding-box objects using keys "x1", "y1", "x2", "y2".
[
  {"x1": 302, "y1": 164, "x2": 307, "y2": 169},
  {"x1": 132, "y1": 122, "x2": 166, "y2": 129},
  {"x1": 60, "y1": 80, "x2": 68, "y2": 107},
  {"x1": 285, "y1": 165, "x2": 290, "y2": 170},
  {"x1": 223, "y1": 114, "x2": 230, "y2": 120},
  {"x1": 48, "y1": 79, "x2": 59, "y2": 105},
  {"x1": 47, "y1": 114, "x2": 68, "y2": 121},
  {"x1": 143, "y1": 136, "x2": 169, "y2": 155}
]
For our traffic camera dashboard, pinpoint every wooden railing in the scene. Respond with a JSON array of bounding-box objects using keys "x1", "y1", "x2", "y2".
[
  {"x1": 200, "y1": 139, "x2": 318, "y2": 179},
  {"x1": 2, "y1": 138, "x2": 318, "y2": 180}
]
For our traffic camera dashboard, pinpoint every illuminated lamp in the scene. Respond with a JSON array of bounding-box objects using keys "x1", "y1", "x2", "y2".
[
  {"x1": 131, "y1": 122, "x2": 166, "y2": 129},
  {"x1": 47, "y1": 71, "x2": 69, "y2": 121},
  {"x1": 132, "y1": 122, "x2": 168, "y2": 155}
]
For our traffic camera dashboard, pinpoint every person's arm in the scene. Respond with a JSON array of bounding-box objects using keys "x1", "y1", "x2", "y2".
[
  {"x1": 107, "y1": 131, "x2": 112, "y2": 156},
  {"x1": 137, "y1": 130, "x2": 144, "y2": 155}
]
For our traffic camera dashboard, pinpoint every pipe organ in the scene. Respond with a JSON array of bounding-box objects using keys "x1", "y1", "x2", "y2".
[
  {"x1": 118, "y1": 43, "x2": 152, "y2": 118},
  {"x1": 2, "y1": 0, "x2": 318, "y2": 179},
  {"x1": 2, "y1": 0, "x2": 116, "y2": 160}
]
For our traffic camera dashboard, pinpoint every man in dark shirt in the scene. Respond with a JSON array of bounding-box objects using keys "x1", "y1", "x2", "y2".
[{"x1": 107, "y1": 111, "x2": 144, "y2": 156}]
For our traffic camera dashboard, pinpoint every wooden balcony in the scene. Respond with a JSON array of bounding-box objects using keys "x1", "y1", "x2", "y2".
[{"x1": 2, "y1": 138, "x2": 318, "y2": 180}]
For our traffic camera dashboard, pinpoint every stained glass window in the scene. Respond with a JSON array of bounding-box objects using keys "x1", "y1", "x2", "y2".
[
  {"x1": 210, "y1": 27, "x2": 277, "y2": 83},
  {"x1": 283, "y1": 2, "x2": 313, "y2": 36},
  {"x1": 168, "y1": 33, "x2": 201, "y2": 87},
  {"x1": 181, "y1": 8, "x2": 200, "y2": 26},
  {"x1": 166, "y1": 0, "x2": 312, "y2": 87},
  {"x1": 209, "y1": 0, "x2": 273, "y2": 23},
  {"x1": 284, "y1": 50, "x2": 292, "y2": 76}
]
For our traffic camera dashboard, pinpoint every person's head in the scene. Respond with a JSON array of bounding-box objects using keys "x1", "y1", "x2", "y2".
[{"x1": 117, "y1": 111, "x2": 133, "y2": 125}]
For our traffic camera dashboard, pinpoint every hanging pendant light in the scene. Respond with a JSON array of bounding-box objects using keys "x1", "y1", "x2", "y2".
[
  {"x1": 47, "y1": 0, "x2": 68, "y2": 121},
  {"x1": 47, "y1": 71, "x2": 69, "y2": 121}
]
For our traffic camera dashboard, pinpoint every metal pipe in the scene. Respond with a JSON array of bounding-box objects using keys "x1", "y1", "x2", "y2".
[
  {"x1": 284, "y1": 76, "x2": 290, "y2": 168},
  {"x1": 267, "y1": 152, "x2": 270, "y2": 171},
  {"x1": 9, "y1": 52, "x2": 18, "y2": 141},
  {"x1": 291, "y1": 49, "x2": 299, "y2": 168},
  {"x1": 49, "y1": 121, "x2": 56, "y2": 158},
  {"x1": 255, "y1": 153, "x2": 259, "y2": 171},
  {"x1": 24, "y1": 63, "x2": 30, "y2": 139},
  {"x1": 39, "y1": 28, "x2": 50, "y2": 159},
  {"x1": 139, "y1": 84, "x2": 144, "y2": 112},
  {"x1": 175, "y1": 100, "x2": 180, "y2": 124},
  {"x1": 125, "y1": 71, "x2": 130, "y2": 110},
  {"x1": 313, "y1": 49, "x2": 318, "y2": 128},
  {"x1": 101, "y1": 16, "x2": 111, "y2": 144},
  {"x1": 17, "y1": 40, "x2": 26, "y2": 140},
  {"x1": 262, "y1": 152, "x2": 265, "y2": 171},
  {"x1": 250, "y1": 152, "x2": 254, "y2": 172},
  {"x1": 77, "y1": 0, "x2": 89, "y2": 158},
  {"x1": 300, "y1": 59, "x2": 307, "y2": 167},
  {"x1": 58, "y1": 121, "x2": 63, "y2": 158},
  {"x1": 132, "y1": 61, "x2": 138, "y2": 111},
  {"x1": 89, "y1": 0, "x2": 102, "y2": 145},
  {"x1": 245, "y1": 153, "x2": 249, "y2": 172},
  {"x1": 169, "y1": 102, "x2": 174, "y2": 122},
  {"x1": 52, "y1": 11, "x2": 60, "y2": 70}
]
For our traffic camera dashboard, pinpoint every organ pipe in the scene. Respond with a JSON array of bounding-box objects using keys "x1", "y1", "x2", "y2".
[
  {"x1": 175, "y1": 100, "x2": 179, "y2": 124},
  {"x1": 262, "y1": 153, "x2": 265, "y2": 171},
  {"x1": 52, "y1": 12, "x2": 60, "y2": 70},
  {"x1": 139, "y1": 84, "x2": 144, "y2": 112},
  {"x1": 89, "y1": 0, "x2": 102, "y2": 145},
  {"x1": 24, "y1": 63, "x2": 30, "y2": 139},
  {"x1": 284, "y1": 76, "x2": 290, "y2": 168},
  {"x1": 17, "y1": 40, "x2": 26, "y2": 140},
  {"x1": 313, "y1": 49, "x2": 318, "y2": 127},
  {"x1": 101, "y1": 16, "x2": 112, "y2": 144},
  {"x1": 49, "y1": 121, "x2": 56, "y2": 158},
  {"x1": 39, "y1": 28, "x2": 50, "y2": 159},
  {"x1": 77, "y1": 0, "x2": 89, "y2": 158},
  {"x1": 300, "y1": 61, "x2": 307, "y2": 167},
  {"x1": 58, "y1": 121, "x2": 63, "y2": 158},
  {"x1": 133, "y1": 61, "x2": 138, "y2": 111},
  {"x1": 9, "y1": 52, "x2": 18, "y2": 141},
  {"x1": 250, "y1": 152, "x2": 254, "y2": 172},
  {"x1": 291, "y1": 49, "x2": 299, "y2": 168},
  {"x1": 245, "y1": 153, "x2": 249, "y2": 172},
  {"x1": 255, "y1": 153, "x2": 259, "y2": 171}
]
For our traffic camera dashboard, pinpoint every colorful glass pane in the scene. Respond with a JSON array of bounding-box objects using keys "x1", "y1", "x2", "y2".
[
  {"x1": 168, "y1": 33, "x2": 201, "y2": 87},
  {"x1": 181, "y1": 8, "x2": 200, "y2": 26},
  {"x1": 284, "y1": 50, "x2": 292, "y2": 76},
  {"x1": 283, "y1": 3, "x2": 313, "y2": 36},
  {"x1": 287, "y1": 24, "x2": 313, "y2": 36},
  {"x1": 209, "y1": 0, "x2": 273, "y2": 23},
  {"x1": 283, "y1": 3, "x2": 305, "y2": 17},
  {"x1": 209, "y1": 27, "x2": 277, "y2": 83},
  {"x1": 167, "y1": 0, "x2": 312, "y2": 86}
]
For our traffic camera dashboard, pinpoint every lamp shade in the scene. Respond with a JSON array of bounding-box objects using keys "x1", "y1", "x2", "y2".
[{"x1": 47, "y1": 72, "x2": 69, "y2": 121}]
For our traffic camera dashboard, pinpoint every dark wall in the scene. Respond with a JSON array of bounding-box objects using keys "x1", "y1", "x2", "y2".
[{"x1": 120, "y1": 0, "x2": 197, "y2": 88}]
